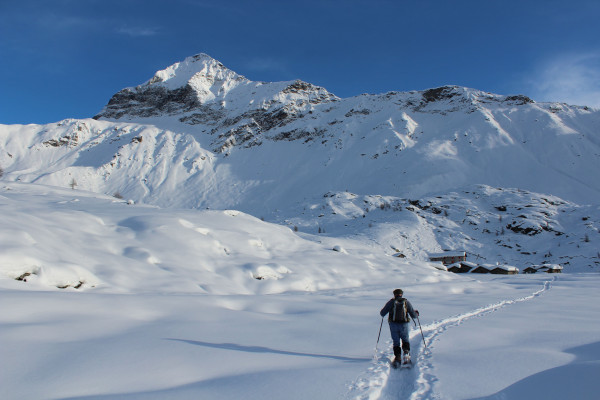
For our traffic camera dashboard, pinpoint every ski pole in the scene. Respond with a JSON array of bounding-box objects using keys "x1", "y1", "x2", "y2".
[
  {"x1": 416, "y1": 315, "x2": 427, "y2": 348},
  {"x1": 375, "y1": 317, "x2": 384, "y2": 355}
]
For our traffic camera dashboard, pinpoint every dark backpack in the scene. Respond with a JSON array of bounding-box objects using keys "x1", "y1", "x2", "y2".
[{"x1": 391, "y1": 298, "x2": 409, "y2": 323}]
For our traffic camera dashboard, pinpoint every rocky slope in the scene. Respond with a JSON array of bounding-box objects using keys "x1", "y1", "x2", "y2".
[
  {"x1": 289, "y1": 185, "x2": 600, "y2": 271},
  {"x1": 94, "y1": 54, "x2": 339, "y2": 153}
]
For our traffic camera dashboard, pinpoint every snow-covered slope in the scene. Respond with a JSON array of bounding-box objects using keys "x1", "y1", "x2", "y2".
[
  {"x1": 1, "y1": 182, "x2": 599, "y2": 400},
  {"x1": 1, "y1": 54, "x2": 598, "y2": 213},
  {"x1": 301, "y1": 185, "x2": 600, "y2": 272},
  {"x1": 1, "y1": 54, "x2": 599, "y2": 273},
  {"x1": 0, "y1": 181, "x2": 450, "y2": 294}
]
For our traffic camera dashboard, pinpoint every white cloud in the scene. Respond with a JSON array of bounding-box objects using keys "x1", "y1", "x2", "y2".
[{"x1": 528, "y1": 53, "x2": 600, "y2": 108}]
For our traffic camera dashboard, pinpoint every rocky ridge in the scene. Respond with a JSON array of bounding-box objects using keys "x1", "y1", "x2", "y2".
[
  {"x1": 94, "y1": 54, "x2": 563, "y2": 156},
  {"x1": 95, "y1": 54, "x2": 339, "y2": 152}
]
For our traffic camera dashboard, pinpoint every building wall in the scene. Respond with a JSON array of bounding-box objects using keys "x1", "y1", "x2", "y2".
[{"x1": 430, "y1": 255, "x2": 467, "y2": 265}]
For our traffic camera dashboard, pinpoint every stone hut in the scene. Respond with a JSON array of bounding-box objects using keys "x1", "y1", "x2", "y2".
[
  {"x1": 537, "y1": 264, "x2": 563, "y2": 273},
  {"x1": 490, "y1": 265, "x2": 519, "y2": 275},
  {"x1": 471, "y1": 265, "x2": 492, "y2": 274},
  {"x1": 429, "y1": 251, "x2": 467, "y2": 266},
  {"x1": 448, "y1": 261, "x2": 477, "y2": 273}
]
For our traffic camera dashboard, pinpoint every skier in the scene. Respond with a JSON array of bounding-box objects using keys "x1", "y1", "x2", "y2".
[{"x1": 380, "y1": 288, "x2": 419, "y2": 367}]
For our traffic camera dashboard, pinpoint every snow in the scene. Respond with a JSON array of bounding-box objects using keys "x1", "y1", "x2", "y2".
[
  {"x1": 1, "y1": 182, "x2": 599, "y2": 400},
  {"x1": 143, "y1": 53, "x2": 248, "y2": 92},
  {"x1": 1, "y1": 54, "x2": 600, "y2": 399},
  {"x1": 4, "y1": 56, "x2": 596, "y2": 214}
]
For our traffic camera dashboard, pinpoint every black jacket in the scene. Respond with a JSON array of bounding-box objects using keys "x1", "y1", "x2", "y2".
[{"x1": 380, "y1": 296, "x2": 417, "y2": 322}]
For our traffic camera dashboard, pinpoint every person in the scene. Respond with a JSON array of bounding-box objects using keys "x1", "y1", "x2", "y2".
[{"x1": 380, "y1": 288, "x2": 419, "y2": 365}]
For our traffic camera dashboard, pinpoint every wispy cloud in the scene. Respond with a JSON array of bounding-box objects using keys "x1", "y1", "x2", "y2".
[
  {"x1": 116, "y1": 26, "x2": 159, "y2": 37},
  {"x1": 527, "y1": 53, "x2": 600, "y2": 108}
]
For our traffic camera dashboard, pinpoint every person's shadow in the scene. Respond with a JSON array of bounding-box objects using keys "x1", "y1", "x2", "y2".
[{"x1": 166, "y1": 338, "x2": 370, "y2": 363}]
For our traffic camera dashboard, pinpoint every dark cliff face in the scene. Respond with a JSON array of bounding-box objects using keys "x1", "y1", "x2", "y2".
[
  {"x1": 94, "y1": 84, "x2": 201, "y2": 120},
  {"x1": 93, "y1": 76, "x2": 336, "y2": 121},
  {"x1": 422, "y1": 86, "x2": 462, "y2": 103}
]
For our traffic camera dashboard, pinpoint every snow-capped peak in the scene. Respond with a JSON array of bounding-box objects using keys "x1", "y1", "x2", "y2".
[
  {"x1": 94, "y1": 54, "x2": 254, "y2": 119},
  {"x1": 143, "y1": 53, "x2": 248, "y2": 90},
  {"x1": 94, "y1": 54, "x2": 338, "y2": 121}
]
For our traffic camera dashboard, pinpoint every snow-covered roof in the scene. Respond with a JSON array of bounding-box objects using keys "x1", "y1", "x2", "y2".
[
  {"x1": 448, "y1": 261, "x2": 475, "y2": 269},
  {"x1": 460, "y1": 261, "x2": 478, "y2": 268},
  {"x1": 492, "y1": 265, "x2": 519, "y2": 272},
  {"x1": 429, "y1": 251, "x2": 466, "y2": 258},
  {"x1": 537, "y1": 264, "x2": 563, "y2": 270},
  {"x1": 431, "y1": 262, "x2": 448, "y2": 271}
]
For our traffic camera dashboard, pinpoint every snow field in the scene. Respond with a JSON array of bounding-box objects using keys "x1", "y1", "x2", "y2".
[
  {"x1": 2, "y1": 53, "x2": 600, "y2": 400},
  {"x1": 5, "y1": 273, "x2": 596, "y2": 400},
  {"x1": 1, "y1": 182, "x2": 447, "y2": 295},
  {"x1": 1, "y1": 183, "x2": 599, "y2": 399}
]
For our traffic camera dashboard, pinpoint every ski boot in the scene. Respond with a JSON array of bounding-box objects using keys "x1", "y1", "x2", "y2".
[
  {"x1": 391, "y1": 346, "x2": 402, "y2": 368},
  {"x1": 402, "y1": 351, "x2": 412, "y2": 367}
]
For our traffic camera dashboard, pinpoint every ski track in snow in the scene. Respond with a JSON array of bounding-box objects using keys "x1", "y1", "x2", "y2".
[{"x1": 346, "y1": 277, "x2": 555, "y2": 400}]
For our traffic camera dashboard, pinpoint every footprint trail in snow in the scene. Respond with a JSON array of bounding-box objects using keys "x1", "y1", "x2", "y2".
[{"x1": 346, "y1": 277, "x2": 555, "y2": 400}]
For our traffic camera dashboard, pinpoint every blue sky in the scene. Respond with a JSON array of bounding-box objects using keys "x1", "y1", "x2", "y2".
[{"x1": 1, "y1": 0, "x2": 599, "y2": 124}]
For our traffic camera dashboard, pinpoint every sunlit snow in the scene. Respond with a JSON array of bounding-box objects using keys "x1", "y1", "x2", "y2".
[{"x1": 1, "y1": 54, "x2": 599, "y2": 400}]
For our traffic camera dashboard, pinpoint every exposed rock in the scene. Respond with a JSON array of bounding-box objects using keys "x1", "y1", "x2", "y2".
[
  {"x1": 16, "y1": 272, "x2": 32, "y2": 281},
  {"x1": 345, "y1": 108, "x2": 371, "y2": 117},
  {"x1": 43, "y1": 133, "x2": 79, "y2": 147},
  {"x1": 504, "y1": 95, "x2": 534, "y2": 105},
  {"x1": 95, "y1": 84, "x2": 201, "y2": 119},
  {"x1": 422, "y1": 86, "x2": 461, "y2": 103}
]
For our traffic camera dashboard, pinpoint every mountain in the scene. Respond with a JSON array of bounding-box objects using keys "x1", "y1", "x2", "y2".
[
  {"x1": 3, "y1": 54, "x2": 600, "y2": 400},
  {"x1": 1, "y1": 53, "x2": 599, "y2": 271},
  {"x1": 94, "y1": 53, "x2": 338, "y2": 139}
]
